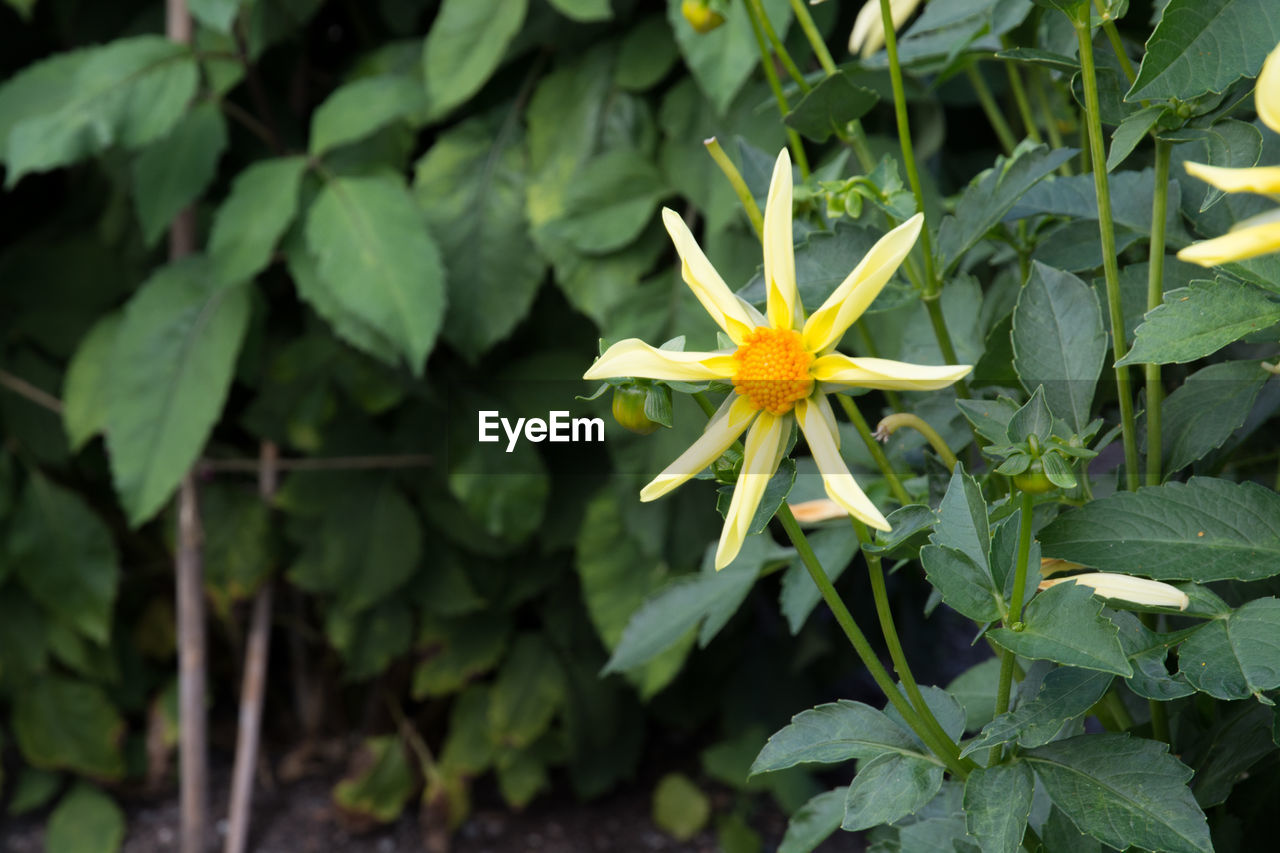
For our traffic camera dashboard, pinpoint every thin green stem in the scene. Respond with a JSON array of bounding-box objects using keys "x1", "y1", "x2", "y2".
[
  {"x1": 1092, "y1": 0, "x2": 1137, "y2": 84},
  {"x1": 705, "y1": 137, "x2": 764, "y2": 239},
  {"x1": 874, "y1": 413, "x2": 957, "y2": 470},
  {"x1": 999, "y1": 45, "x2": 1043, "y2": 145},
  {"x1": 778, "y1": 506, "x2": 969, "y2": 778},
  {"x1": 923, "y1": 296, "x2": 970, "y2": 399},
  {"x1": 1145, "y1": 139, "x2": 1170, "y2": 488},
  {"x1": 834, "y1": 394, "x2": 912, "y2": 506},
  {"x1": 744, "y1": 0, "x2": 810, "y2": 177},
  {"x1": 1076, "y1": 16, "x2": 1140, "y2": 492},
  {"x1": 747, "y1": 0, "x2": 811, "y2": 94},
  {"x1": 1030, "y1": 68, "x2": 1072, "y2": 176},
  {"x1": 993, "y1": 490, "x2": 1035, "y2": 755},
  {"x1": 790, "y1": 0, "x2": 837, "y2": 75},
  {"x1": 965, "y1": 64, "x2": 1018, "y2": 155}
]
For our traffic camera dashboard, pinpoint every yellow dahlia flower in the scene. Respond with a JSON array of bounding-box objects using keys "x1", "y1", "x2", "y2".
[
  {"x1": 1178, "y1": 41, "x2": 1280, "y2": 266},
  {"x1": 584, "y1": 150, "x2": 971, "y2": 569}
]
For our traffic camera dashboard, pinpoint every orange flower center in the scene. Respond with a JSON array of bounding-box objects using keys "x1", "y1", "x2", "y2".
[{"x1": 732, "y1": 327, "x2": 814, "y2": 415}]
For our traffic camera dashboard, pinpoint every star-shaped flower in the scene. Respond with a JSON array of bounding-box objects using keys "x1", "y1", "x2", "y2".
[{"x1": 584, "y1": 150, "x2": 971, "y2": 569}]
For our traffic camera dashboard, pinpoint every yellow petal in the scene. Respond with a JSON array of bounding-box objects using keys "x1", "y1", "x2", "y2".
[
  {"x1": 1257, "y1": 41, "x2": 1280, "y2": 136},
  {"x1": 849, "y1": 0, "x2": 921, "y2": 57},
  {"x1": 795, "y1": 398, "x2": 889, "y2": 531},
  {"x1": 715, "y1": 411, "x2": 788, "y2": 569},
  {"x1": 811, "y1": 354, "x2": 972, "y2": 390},
  {"x1": 1038, "y1": 573, "x2": 1189, "y2": 610},
  {"x1": 803, "y1": 214, "x2": 923, "y2": 354},
  {"x1": 641, "y1": 395, "x2": 758, "y2": 502},
  {"x1": 584, "y1": 339, "x2": 737, "y2": 381},
  {"x1": 661, "y1": 208, "x2": 764, "y2": 343},
  {"x1": 1183, "y1": 161, "x2": 1280, "y2": 195},
  {"x1": 1176, "y1": 220, "x2": 1280, "y2": 266},
  {"x1": 813, "y1": 391, "x2": 839, "y2": 450},
  {"x1": 1039, "y1": 558, "x2": 1085, "y2": 577},
  {"x1": 764, "y1": 150, "x2": 798, "y2": 331},
  {"x1": 788, "y1": 498, "x2": 848, "y2": 524}
]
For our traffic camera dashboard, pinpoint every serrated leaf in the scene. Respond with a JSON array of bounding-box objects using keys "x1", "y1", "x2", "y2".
[
  {"x1": 1107, "y1": 106, "x2": 1163, "y2": 172},
  {"x1": 1025, "y1": 734, "x2": 1212, "y2": 853},
  {"x1": 962, "y1": 667, "x2": 1113, "y2": 756},
  {"x1": 489, "y1": 634, "x2": 566, "y2": 748},
  {"x1": 1178, "y1": 597, "x2": 1280, "y2": 701},
  {"x1": 304, "y1": 173, "x2": 446, "y2": 374},
  {"x1": 1006, "y1": 385, "x2": 1054, "y2": 443},
  {"x1": 932, "y1": 465, "x2": 990, "y2": 570},
  {"x1": 920, "y1": 545, "x2": 1003, "y2": 623},
  {"x1": 46, "y1": 783, "x2": 125, "y2": 853},
  {"x1": 956, "y1": 397, "x2": 1020, "y2": 445},
  {"x1": 422, "y1": 0, "x2": 528, "y2": 120},
  {"x1": 414, "y1": 116, "x2": 545, "y2": 360},
  {"x1": 333, "y1": 736, "x2": 414, "y2": 824},
  {"x1": 541, "y1": 149, "x2": 667, "y2": 255},
  {"x1": 1118, "y1": 279, "x2": 1280, "y2": 366},
  {"x1": 1127, "y1": 0, "x2": 1280, "y2": 102},
  {"x1": 13, "y1": 676, "x2": 124, "y2": 778},
  {"x1": 4, "y1": 37, "x2": 197, "y2": 186},
  {"x1": 210, "y1": 156, "x2": 307, "y2": 286},
  {"x1": 1162, "y1": 360, "x2": 1268, "y2": 472},
  {"x1": 751, "y1": 700, "x2": 920, "y2": 775},
  {"x1": 106, "y1": 257, "x2": 250, "y2": 525},
  {"x1": 666, "y1": 0, "x2": 792, "y2": 114},
  {"x1": 987, "y1": 581, "x2": 1132, "y2": 676},
  {"x1": 1012, "y1": 263, "x2": 1106, "y2": 433},
  {"x1": 963, "y1": 763, "x2": 1034, "y2": 853},
  {"x1": 131, "y1": 101, "x2": 227, "y2": 246},
  {"x1": 784, "y1": 73, "x2": 879, "y2": 143},
  {"x1": 62, "y1": 312, "x2": 121, "y2": 451},
  {"x1": 310, "y1": 74, "x2": 425, "y2": 156},
  {"x1": 778, "y1": 788, "x2": 844, "y2": 853},
  {"x1": 842, "y1": 751, "x2": 944, "y2": 831},
  {"x1": 1111, "y1": 611, "x2": 1197, "y2": 701},
  {"x1": 1039, "y1": 477, "x2": 1280, "y2": 581}
]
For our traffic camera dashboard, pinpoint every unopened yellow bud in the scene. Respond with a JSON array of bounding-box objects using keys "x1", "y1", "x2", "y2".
[
  {"x1": 682, "y1": 0, "x2": 725, "y2": 33},
  {"x1": 1038, "y1": 572, "x2": 1190, "y2": 610}
]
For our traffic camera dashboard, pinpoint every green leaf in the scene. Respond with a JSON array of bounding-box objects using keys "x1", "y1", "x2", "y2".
[
  {"x1": 46, "y1": 783, "x2": 125, "y2": 853},
  {"x1": 1025, "y1": 734, "x2": 1212, "y2": 853},
  {"x1": 1012, "y1": 263, "x2": 1106, "y2": 433},
  {"x1": 934, "y1": 142, "x2": 1076, "y2": 274},
  {"x1": 105, "y1": 258, "x2": 250, "y2": 524},
  {"x1": 784, "y1": 73, "x2": 879, "y2": 143},
  {"x1": 921, "y1": 546, "x2": 1003, "y2": 623},
  {"x1": 1185, "y1": 702, "x2": 1277, "y2": 806},
  {"x1": 414, "y1": 116, "x2": 545, "y2": 359},
  {"x1": 7, "y1": 767, "x2": 60, "y2": 816},
  {"x1": 412, "y1": 614, "x2": 509, "y2": 699},
  {"x1": 310, "y1": 74, "x2": 425, "y2": 156},
  {"x1": 189, "y1": 0, "x2": 242, "y2": 32},
  {"x1": 131, "y1": 101, "x2": 227, "y2": 246},
  {"x1": 201, "y1": 483, "x2": 273, "y2": 608},
  {"x1": 1179, "y1": 119, "x2": 1264, "y2": 211},
  {"x1": 1162, "y1": 360, "x2": 1268, "y2": 472},
  {"x1": 1107, "y1": 106, "x2": 1164, "y2": 172},
  {"x1": 488, "y1": 634, "x2": 566, "y2": 749},
  {"x1": 440, "y1": 686, "x2": 495, "y2": 775},
  {"x1": 4, "y1": 0, "x2": 38, "y2": 20},
  {"x1": 496, "y1": 746, "x2": 550, "y2": 807},
  {"x1": 421, "y1": 0, "x2": 528, "y2": 120},
  {"x1": 842, "y1": 751, "x2": 944, "y2": 831},
  {"x1": 616, "y1": 15, "x2": 680, "y2": 91},
  {"x1": 946, "y1": 658, "x2": 1004, "y2": 733},
  {"x1": 332, "y1": 736, "x2": 414, "y2": 824},
  {"x1": 1011, "y1": 169, "x2": 1184, "y2": 238},
  {"x1": 62, "y1": 312, "x2": 122, "y2": 451},
  {"x1": 987, "y1": 581, "x2": 1132, "y2": 676},
  {"x1": 13, "y1": 676, "x2": 124, "y2": 778},
  {"x1": 666, "y1": 0, "x2": 792, "y2": 114},
  {"x1": 956, "y1": 397, "x2": 1020, "y2": 446},
  {"x1": 963, "y1": 763, "x2": 1034, "y2": 853},
  {"x1": 541, "y1": 150, "x2": 667, "y2": 255},
  {"x1": 1127, "y1": 0, "x2": 1280, "y2": 102},
  {"x1": 778, "y1": 524, "x2": 858, "y2": 633},
  {"x1": 286, "y1": 240, "x2": 400, "y2": 367},
  {"x1": 1119, "y1": 279, "x2": 1280, "y2": 366},
  {"x1": 8, "y1": 473, "x2": 119, "y2": 644},
  {"x1": 209, "y1": 156, "x2": 307, "y2": 286},
  {"x1": 548, "y1": 0, "x2": 611, "y2": 20},
  {"x1": 653, "y1": 773, "x2": 710, "y2": 841},
  {"x1": 751, "y1": 700, "x2": 920, "y2": 775},
  {"x1": 304, "y1": 173, "x2": 447, "y2": 374},
  {"x1": 325, "y1": 598, "x2": 412, "y2": 681},
  {"x1": 961, "y1": 667, "x2": 1113, "y2": 756},
  {"x1": 865, "y1": 504, "x2": 937, "y2": 558},
  {"x1": 1179, "y1": 597, "x2": 1280, "y2": 701},
  {"x1": 932, "y1": 465, "x2": 990, "y2": 570},
  {"x1": 778, "y1": 789, "x2": 844, "y2": 853},
  {"x1": 1006, "y1": 385, "x2": 1054, "y2": 444},
  {"x1": 1039, "y1": 477, "x2": 1280, "y2": 581},
  {"x1": 1111, "y1": 611, "x2": 1197, "y2": 701},
  {"x1": 3, "y1": 36, "x2": 198, "y2": 186}
]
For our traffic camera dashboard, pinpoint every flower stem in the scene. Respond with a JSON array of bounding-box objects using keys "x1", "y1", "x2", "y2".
[
  {"x1": 1145, "y1": 138, "x2": 1170, "y2": 487},
  {"x1": 874, "y1": 413, "x2": 958, "y2": 471},
  {"x1": 778, "y1": 505, "x2": 969, "y2": 778},
  {"x1": 965, "y1": 64, "x2": 1017, "y2": 155},
  {"x1": 999, "y1": 44, "x2": 1043, "y2": 145},
  {"x1": 834, "y1": 393, "x2": 912, "y2": 506},
  {"x1": 1030, "y1": 68, "x2": 1072, "y2": 176},
  {"x1": 790, "y1": 0, "x2": 837, "y2": 75},
  {"x1": 744, "y1": 0, "x2": 810, "y2": 177},
  {"x1": 993, "y1": 489, "x2": 1035, "y2": 757},
  {"x1": 746, "y1": 0, "x2": 811, "y2": 94},
  {"x1": 704, "y1": 137, "x2": 765, "y2": 240},
  {"x1": 1092, "y1": 0, "x2": 1137, "y2": 85},
  {"x1": 1075, "y1": 14, "x2": 1140, "y2": 492}
]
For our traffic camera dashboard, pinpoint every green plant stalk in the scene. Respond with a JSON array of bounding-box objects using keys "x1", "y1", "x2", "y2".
[
  {"x1": 790, "y1": 0, "x2": 837, "y2": 75},
  {"x1": 835, "y1": 393, "x2": 912, "y2": 506},
  {"x1": 744, "y1": 0, "x2": 811, "y2": 177},
  {"x1": 1145, "y1": 138, "x2": 1170, "y2": 488},
  {"x1": 747, "y1": 0, "x2": 811, "y2": 95},
  {"x1": 922, "y1": 297, "x2": 971, "y2": 399},
  {"x1": 1075, "y1": 16, "x2": 1140, "y2": 491},
  {"x1": 875, "y1": 413, "x2": 958, "y2": 470},
  {"x1": 1092, "y1": 0, "x2": 1137, "y2": 84},
  {"x1": 1030, "y1": 68, "x2": 1072, "y2": 176},
  {"x1": 965, "y1": 64, "x2": 1018, "y2": 155},
  {"x1": 999, "y1": 45, "x2": 1043, "y2": 145},
  {"x1": 704, "y1": 138, "x2": 765, "y2": 239},
  {"x1": 851, "y1": 519, "x2": 974, "y2": 771},
  {"x1": 993, "y1": 489, "x2": 1035, "y2": 754},
  {"x1": 779, "y1": 506, "x2": 970, "y2": 778}
]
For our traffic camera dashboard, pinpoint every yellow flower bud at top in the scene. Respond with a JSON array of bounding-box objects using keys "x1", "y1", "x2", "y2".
[{"x1": 682, "y1": 0, "x2": 726, "y2": 34}]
